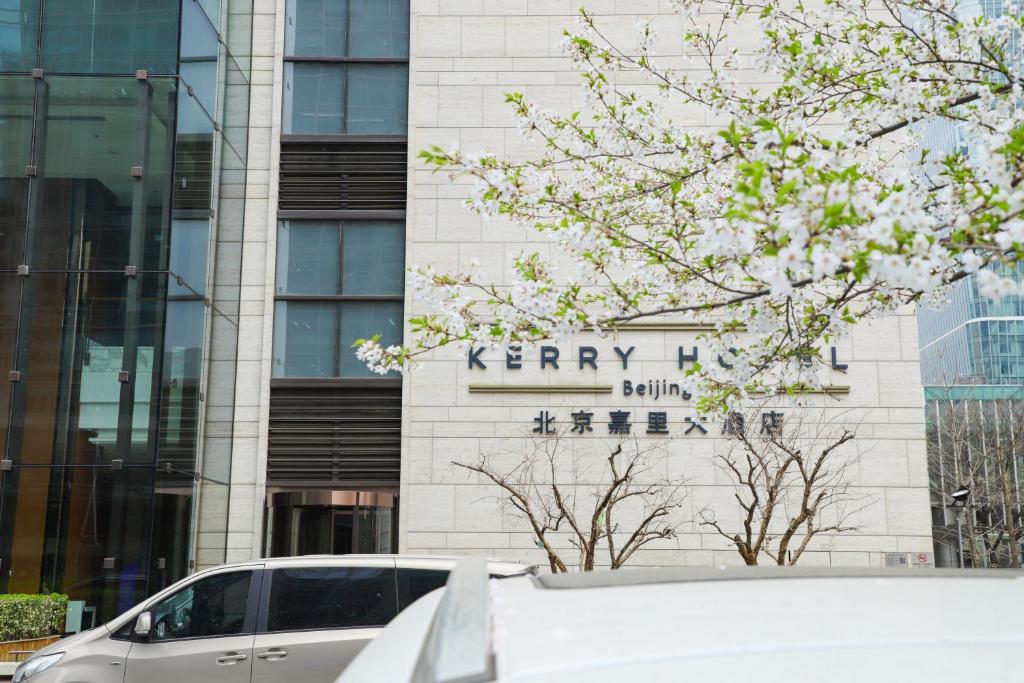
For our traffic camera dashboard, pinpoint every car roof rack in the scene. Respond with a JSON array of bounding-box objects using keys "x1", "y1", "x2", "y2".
[{"x1": 411, "y1": 557, "x2": 495, "y2": 683}]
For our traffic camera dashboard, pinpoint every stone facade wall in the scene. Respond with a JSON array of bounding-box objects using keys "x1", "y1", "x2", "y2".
[{"x1": 401, "y1": 0, "x2": 932, "y2": 567}]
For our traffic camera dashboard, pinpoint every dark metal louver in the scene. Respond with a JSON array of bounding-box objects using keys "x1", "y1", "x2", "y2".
[
  {"x1": 268, "y1": 382, "x2": 402, "y2": 487},
  {"x1": 279, "y1": 137, "x2": 408, "y2": 212},
  {"x1": 173, "y1": 134, "x2": 214, "y2": 213}
]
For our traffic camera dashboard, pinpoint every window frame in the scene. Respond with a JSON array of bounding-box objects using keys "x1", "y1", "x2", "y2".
[
  {"x1": 283, "y1": 0, "x2": 410, "y2": 136},
  {"x1": 272, "y1": 218, "x2": 404, "y2": 380},
  {"x1": 255, "y1": 563, "x2": 401, "y2": 634},
  {"x1": 137, "y1": 568, "x2": 264, "y2": 644}
]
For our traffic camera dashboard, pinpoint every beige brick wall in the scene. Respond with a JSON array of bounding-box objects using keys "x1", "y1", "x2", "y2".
[{"x1": 402, "y1": 1, "x2": 933, "y2": 567}]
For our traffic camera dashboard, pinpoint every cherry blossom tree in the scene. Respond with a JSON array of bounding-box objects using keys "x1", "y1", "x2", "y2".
[{"x1": 358, "y1": 0, "x2": 1024, "y2": 411}]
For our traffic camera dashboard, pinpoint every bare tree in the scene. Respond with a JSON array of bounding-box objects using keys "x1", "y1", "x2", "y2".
[
  {"x1": 455, "y1": 426, "x2": 688, "y2": 573},
  {"x1": 927, "y1": 390, "x2": 1024, "y2": 569},
  {"x1": 698, "y1": 408, "x2": 863, "y2": 565}
]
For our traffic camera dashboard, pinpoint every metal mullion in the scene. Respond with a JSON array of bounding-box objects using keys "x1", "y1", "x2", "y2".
[
  {"x1": 284, "y1": 56, "x2": 408, "y2": 64},
  {"x1": 336, "y1": 220, "x2": 344, "y2": 376},
  {"x1": 274, "y1": 295, "x2": 403, "y2": 302},
  {"x1": 277, "y1": 209, "x2": 406, "y2": 220}
]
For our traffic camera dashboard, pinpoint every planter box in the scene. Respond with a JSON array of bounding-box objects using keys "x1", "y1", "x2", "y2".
[{"x1": 0, "y1": 636, "x2": 61, "y2": 662}]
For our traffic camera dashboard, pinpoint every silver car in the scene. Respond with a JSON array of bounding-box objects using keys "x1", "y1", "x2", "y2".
[{"x1": 11, "y1": 554, "x2": 532, "y2": 683}]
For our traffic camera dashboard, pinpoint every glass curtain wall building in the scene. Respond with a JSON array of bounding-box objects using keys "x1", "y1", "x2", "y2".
[{"x1": 0, "y1": 0, "x2": 252, "y2": 623}]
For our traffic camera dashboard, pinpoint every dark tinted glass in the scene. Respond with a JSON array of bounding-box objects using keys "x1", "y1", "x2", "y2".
[
  {"x1": 0, "y1": 76, "x2": 34, "y2": 268},
  {"x1": 33, "y1": 77, "x2": 176, "y2": 271},
  {"x1": 266, "y1": 566, "x2": 398, "y2": 632},
  {"x1": 41, "y1": 0, "x2": 179, "y2": 74},
  {"x1": 151, "y1": 571, "x2": 253, "y2": 641},
  {"x1": 396, "y1": 569, "x2": 448, "y2": 611},
  {"x1": 1, "y1": 464, "x2": 156, "y2": 618}
]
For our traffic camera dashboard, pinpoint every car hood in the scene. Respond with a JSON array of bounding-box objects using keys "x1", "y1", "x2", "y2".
[{"x1": 30, "y1": 625, "x2": 108, "y2": 658}]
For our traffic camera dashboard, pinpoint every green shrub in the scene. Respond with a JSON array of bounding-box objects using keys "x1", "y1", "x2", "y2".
[{"x1": 0, "y1": 594, "x2": 68, "y2": 641}]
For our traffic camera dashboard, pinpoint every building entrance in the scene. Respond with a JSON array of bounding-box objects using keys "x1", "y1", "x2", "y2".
[{"x1": 265, "y1": 491, "x2": 396, "y2": 556}]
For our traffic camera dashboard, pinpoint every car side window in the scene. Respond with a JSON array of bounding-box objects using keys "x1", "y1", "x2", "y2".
[
  {"x1": 396, "y1": 569, "x2": 449, "y2": 611},
  {"x1": 265, "y1": 567, "x2": 398, "y2": 632},
  {"x1": 149, "y1": 571, "x2": 253, "y2": 642}
]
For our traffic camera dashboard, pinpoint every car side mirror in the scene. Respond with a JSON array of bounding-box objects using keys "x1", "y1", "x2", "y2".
[{"x1": 133, "y1": 612, "x2": 152, "y2": 641}]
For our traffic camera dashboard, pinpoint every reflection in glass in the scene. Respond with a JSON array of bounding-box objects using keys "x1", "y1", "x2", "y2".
[
  {"x1": 342, "y1": 222, "x2": 404, "y2": 295},
  {"x1": 169, "y1": 221, "x2": 211, "y2": 296},
  {"x1": 0, "y1": 0, "x2": 40, "y2": 71},
  {"x1": 284, "y1": 63, "x2": 408, "y2": 134},
  {"x1": 273, "y1": 301, "x2": 339, "y2": 377},
  {"x1": 276, "y1": 221, "x2": 340, "y2": 295},
  {"x1": 0, "y1": 76, "x2": 34, "y2": 268},
  {"x1": 346, "y1": 64, "x2": 408, "y2": 133},
  {"x1": 339, "y1": 301, "x2": 401, "y2": 377},
  {"x1": 284, "y1": 63, "x2": 344, "y2": 134},
  {"x1": 286, "y1": 0, "x2": 408, "y2": 57},
  {"x1": 286, "y1": 0, "x2": 347, "y2": 58},
  {"x1": 0, "y1": 274, "x2": 18, "y2": 459},
  {"x1": 348, "y1": 0, "x2": 408, "y2": 57},
  {"x1": 34, "y1": 77, "x2": 176, "y2": 271},
  {"x1": 2, "y1": 464, "x2": 156, "y2": 621},
  {"x1": 41, "y1": 0, "x2": 179, "y2": 74}
]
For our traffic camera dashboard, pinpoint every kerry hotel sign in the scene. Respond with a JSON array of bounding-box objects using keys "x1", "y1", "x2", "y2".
[{"x1": 465, "y1": 343, "x2": 850, "y2": 437}]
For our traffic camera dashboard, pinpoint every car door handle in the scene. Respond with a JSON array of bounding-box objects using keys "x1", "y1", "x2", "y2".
[
  {"x1": 256, "y1": 648, "x2": 288, "y2": 661},
  {"x1": 216, "y1": 653, "x2": 248, "y2": 664}
]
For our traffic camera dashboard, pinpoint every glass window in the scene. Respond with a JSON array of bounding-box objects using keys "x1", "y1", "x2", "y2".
[
  {"x1": 0, "y1": 76, "x2": 35, "y2": 269},
  {"x1": 169, "y1": 221, "x2": 211, "y2": 296},
  {"x1": 348, "y1": 0, "x2": 408, "y2": 57},
  {"x1": 276, "y1": 221, "x2": 403, "y2": 296},
  {"x1": 284, "y1": 63, "x2": 345, "y2": 134},
  {"x1": 0, "y1": 0, "x2": 39, "y2": 72},
  {"x1": 273, "y1": 301, "x2": 339, "y2": 377},
  {"x1": 283, "y1": 63, "x2": 407, "y2": 134},
  {"x1": 396, "y1": 569, "x2": 447, "y2": 611},
  {"x1": 286, "y1": 0, "x2": 408, "y2": 57},
  {"x1": 272, "y1": 301, "x2": 401, "y2": 378},
  {"x1": 277, "y1": 222, "x2": 341, "y2": 295},
  {"x1": 342, "y1": 222, "x2": 404, "y2": 295},
  {"x1": 274, "y1": 220, "x2": 404, "y2": 378},
  {"x1": 265, "y1": 566, "x2": 398, "y2": 632},
  {"x1": 339, "y1": 301, "x2": 402, "y2": 377},
  {"x1": 345, "y1": 64, "x2": 408, "y2": 134},
  {"x1": 41, "y1": 0, "x2": 179, "y2": 74},
  {"x1": 34, "y1": 77, "x2": 176, "y2": 271},
  {"x1": 150, "y1": 571, "x2": 253, "y2": 641}
]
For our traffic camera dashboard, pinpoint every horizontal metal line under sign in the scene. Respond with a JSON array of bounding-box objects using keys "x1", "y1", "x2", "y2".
[
  {"x1": 586, "y1": 323, "x2": 723, "y2": 332},
  {"x1": 468, "y1": 384, "x2": 614, "y2": 394}
]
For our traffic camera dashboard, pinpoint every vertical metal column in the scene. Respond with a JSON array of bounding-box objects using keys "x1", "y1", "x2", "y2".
[
  {"x1": 104, "y1": 76, "x2": 155, "y2": 617},
  {"x1": 0, "y1": 74, "x2": 49, "y2": 593}
]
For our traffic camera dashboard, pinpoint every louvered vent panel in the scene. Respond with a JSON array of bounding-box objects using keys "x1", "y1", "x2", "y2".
[
  {"x1": 279, "y1": 139, "x2": 407, "y2": 211},
  {"x1": 173, "y1": 135, "x2": 214, "y2": 213},
  {"x1": 268, "y1": 384, "x2": 402, "y2": 486}
]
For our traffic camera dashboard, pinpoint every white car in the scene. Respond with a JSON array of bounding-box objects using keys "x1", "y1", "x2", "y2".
[
  {"x1": 11, "y1": 555, "x2": 533, "y2": 683},
  {"x1": 339, "y1": 560, "x2": 1024, "y2": 682}
]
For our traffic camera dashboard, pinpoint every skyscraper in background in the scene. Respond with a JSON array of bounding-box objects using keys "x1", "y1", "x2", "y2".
[{"x1": 916, "y1": 0, "x2": 1024, "y2": 568}]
